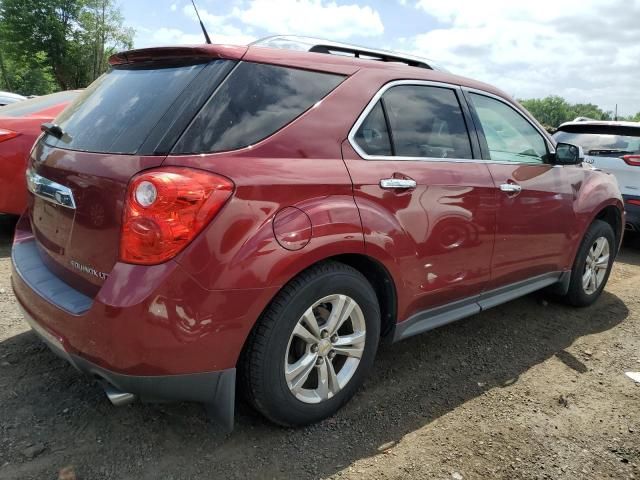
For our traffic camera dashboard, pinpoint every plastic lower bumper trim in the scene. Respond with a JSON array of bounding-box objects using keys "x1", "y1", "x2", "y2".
[{"x1": 22, "y1": 306, "x2": 236, "y2": 432}]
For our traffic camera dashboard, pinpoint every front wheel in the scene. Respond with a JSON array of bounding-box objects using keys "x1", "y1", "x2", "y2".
[
  {"x1": 240, "y1": 261, "x2": 380, "y2": 426},
  {"x1": 563, "y1": 219, "x2": 616, "y2": 307}
]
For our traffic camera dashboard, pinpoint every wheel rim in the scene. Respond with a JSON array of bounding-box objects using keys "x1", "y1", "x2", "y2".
[
  {"x1": 582, "y1": 236, "x2": 610, "y2": 295},
  {"x1": 284, "y1": 294, "x2": 366, "y2": 404}
]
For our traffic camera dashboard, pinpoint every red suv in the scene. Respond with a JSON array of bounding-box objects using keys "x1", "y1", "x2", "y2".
[{"x1": 11, "y1": 37, "x2": 624, "y2": 430}]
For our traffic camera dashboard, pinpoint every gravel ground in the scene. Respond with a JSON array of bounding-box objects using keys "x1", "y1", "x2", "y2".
[{"x1": 1, "y1": 214, "x2": 639, "y2": 480}]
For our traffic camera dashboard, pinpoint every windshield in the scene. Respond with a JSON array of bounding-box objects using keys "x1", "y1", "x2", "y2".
[{"x1": 554, "y1": 128, "x2": 640, "y2": 155}]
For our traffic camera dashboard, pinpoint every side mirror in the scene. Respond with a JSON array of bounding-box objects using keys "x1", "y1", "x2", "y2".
[{"x1": 554, "y1": 142, "x2": 584, "y2": 165}]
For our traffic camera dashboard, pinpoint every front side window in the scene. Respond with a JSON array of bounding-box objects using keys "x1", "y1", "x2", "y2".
[{"x1": 470, "y1": 93, "x2": 548, "y2": 163}]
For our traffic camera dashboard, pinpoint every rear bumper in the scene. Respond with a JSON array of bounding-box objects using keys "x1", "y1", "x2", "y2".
[
  {"x1": 11, "y1": 215, "x2": 279, "y2": 428},
  {"x1": 624, "y1": 195, "x2": 640, "y2": 231},
  {"x1": 11, "y1": 218, "x2": 278, "y2": 375},
  {"x1": 22, "y1": 304, "x2": 235, "y2": 429}
]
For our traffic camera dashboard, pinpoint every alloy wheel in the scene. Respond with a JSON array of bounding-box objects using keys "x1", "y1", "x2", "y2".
[
  {"x1": 284, "y1": 294, "x2": 366, "y2": 404},
  {"x1": 582, "y1": 236, "x2": 610, "y2": 295}
]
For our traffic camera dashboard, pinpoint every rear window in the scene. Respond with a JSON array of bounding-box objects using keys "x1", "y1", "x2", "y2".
[
  {"x1": 46, "y1": 63, "x2": 212, "y2": 154},
  {"x1": 173, "y1": 63, "x2": 344, "y2": 154},
  {"x1": 554, "y1": 126, "x2": 640, "y2": 155},
  {"x1": 0, "y1": 90, "x2": 78, "y2": 117}
]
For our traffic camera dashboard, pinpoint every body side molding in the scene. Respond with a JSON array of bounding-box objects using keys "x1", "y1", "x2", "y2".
[{"x1": 393, "y1": 271, "x2": 567, "y2": 342}]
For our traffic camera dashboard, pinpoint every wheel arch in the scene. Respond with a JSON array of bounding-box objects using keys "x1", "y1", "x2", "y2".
[
  {"x1": 239, "y1": 252, "x2": 399, "y2": 364},
  {"x1": 594, "y1": 204, "x2": 624, "y2": 254},
  {"x1": 330, "y1": 253, "x2": 398, "y2": 339},
  {"x1": 569, "y1": 200, "x2": 624, "y2": 269}
]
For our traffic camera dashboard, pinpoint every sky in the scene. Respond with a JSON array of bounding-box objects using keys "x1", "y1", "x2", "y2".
[{"x1": 121, "y1": 0, "x2": 640, "y2": 115}]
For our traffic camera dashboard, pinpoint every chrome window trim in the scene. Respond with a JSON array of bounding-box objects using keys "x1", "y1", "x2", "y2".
[
  {"x1": 348, "y1": 80, "x2": 480, "y2": 163},
  {"x1": 347, "y1": 80, "x2": 555, "y2": 166},
  {"x1": 464, "y1": 87, "x2": 556, "y2": 156},
  {"x1": 26, "y1": 168, "x2": 76, "y2": 209}
]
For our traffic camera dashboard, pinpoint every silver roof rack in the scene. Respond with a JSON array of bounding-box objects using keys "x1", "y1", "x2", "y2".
[{"x1": 250, "y1": 35, "x2": 448, "y2": 72}]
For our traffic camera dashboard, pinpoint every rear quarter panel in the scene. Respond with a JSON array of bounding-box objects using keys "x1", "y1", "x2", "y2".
[
  {"x1": 167, "y1": 155, "x2": 365, "y2": 290},
  {"x1": 163, "y1": 71, "x2": 377, "y2": 291}
]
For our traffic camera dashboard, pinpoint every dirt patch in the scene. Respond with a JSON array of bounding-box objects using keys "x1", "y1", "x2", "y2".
[{"x1": 1, "y1": 217, "x2": 639, "y2": 480}]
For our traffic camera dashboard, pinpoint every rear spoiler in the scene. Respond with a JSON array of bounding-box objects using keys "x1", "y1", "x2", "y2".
[{"x1": 108, "y1": 45, "x2": 248, "y2": 66}]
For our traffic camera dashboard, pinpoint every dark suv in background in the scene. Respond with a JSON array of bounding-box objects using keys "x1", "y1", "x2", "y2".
[{"x1": 11, "y1": 36, "x2": 624, "y2": 430}]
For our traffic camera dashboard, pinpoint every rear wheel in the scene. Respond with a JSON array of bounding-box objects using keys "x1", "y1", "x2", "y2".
[
  {"x1": 563, "y1": 220, "x2": 615, "y2": 306},
  {"x1": 240, "y1": 261, "x2": 380, "y2": 426}
]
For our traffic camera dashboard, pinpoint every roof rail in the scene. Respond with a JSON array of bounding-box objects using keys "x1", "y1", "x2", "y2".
[{"x1": 250, "y1": 35, "x2": 447, "y2": 72}]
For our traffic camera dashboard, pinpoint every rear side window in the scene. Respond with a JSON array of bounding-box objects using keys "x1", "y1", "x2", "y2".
[
  {"x1": 0, "y1": 90, "x2": 79, "y2": 117},
  {"x1": 47, "y1": 62, "x2": 213, "y2": 154},
  {"x1": 384, "y1": 85, "x2": 472, "y2": 159},
  {"x1": 354, "y1": 85, "x2": 473, "y2": 159},
  {"x1": 173, "y1": 62, "x2": 344, "y2": 154},
  {"x1": 354, "y1": 101, "x2": 392, "y2": 156}
]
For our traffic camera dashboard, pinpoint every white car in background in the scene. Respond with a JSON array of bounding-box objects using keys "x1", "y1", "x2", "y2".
[
  {"x1": 554, "y1": 120, "x2": 640, "y2": 234},
  {"x1": 0, "y1": 91, "x2": 26, "y2": 106}
]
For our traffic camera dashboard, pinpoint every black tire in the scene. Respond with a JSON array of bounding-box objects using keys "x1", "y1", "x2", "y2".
[
  {"x1": 240, "y1": 261, "x2": 380, "y2": 426},
  {"x1": 563, "y1": 219, "x2": 615, "y2": 307}
]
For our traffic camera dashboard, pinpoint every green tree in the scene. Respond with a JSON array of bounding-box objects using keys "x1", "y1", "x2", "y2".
[
  {"x1": 0, "y1": 51, "x2": 57, "y2": 95},
  {"x1": 570, "y1": 103, "x2": 612, "y2": 121},
  {"x1": 519, "y1": 96, "x2": 571, "y2": 128},
  {"x1": 0, "y1": 0, "x2": 133, "y2": 94},
  {"x1": 80, "y1": 0, "x2": 134, "y2": 81},
  {"x1": 624, "y1": 112, "x2": 640, "y2": 122},
  {"x1": 520, "y1": 95, "x2": 614, "y2": 128}
]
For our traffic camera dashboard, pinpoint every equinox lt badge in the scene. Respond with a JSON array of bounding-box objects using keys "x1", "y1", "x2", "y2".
[{"x1": 70, "y1": 260, "x2": 108, "y2": 280}]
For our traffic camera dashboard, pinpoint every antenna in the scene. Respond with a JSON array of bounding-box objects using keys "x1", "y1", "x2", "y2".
[{"x1": 191, "y1": 0, "x2": 212, "y2": 44}]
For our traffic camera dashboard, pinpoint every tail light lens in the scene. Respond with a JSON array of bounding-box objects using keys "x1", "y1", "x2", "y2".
[
  {"x1": 0, "y1": 128, "x2": 19, "y2": 143},
  {"x1": 627, "y1": 199, "x2": 640, "y2": 207},
  {"x1": 623, "y1": 155, "x2": 640, "y2": 166},
  {"x1": 120, "y1": 167, "x2": 233, "y2": 265}
]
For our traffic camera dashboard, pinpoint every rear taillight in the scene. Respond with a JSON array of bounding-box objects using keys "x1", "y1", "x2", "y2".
[
  {"x1": 0, "y1": 129, "x2": 18, "y2": 143},
  {"x1": 623, "y1": 155, "x2": 640, "y2": 166},
  {"x1": 627, "y1": 199, "x2": 640, "y2": 207},
  {"x1": 120, "y1": 167, "x2": 233, "y2": 265}
]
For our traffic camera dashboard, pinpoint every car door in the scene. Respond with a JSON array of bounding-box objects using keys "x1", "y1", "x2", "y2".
[
  {"x1": 464, "y1": 90, "x2": 577, "y2": 289},
  {"x1": 342, "y1": 81, "x2": 497, "y2": 321}
]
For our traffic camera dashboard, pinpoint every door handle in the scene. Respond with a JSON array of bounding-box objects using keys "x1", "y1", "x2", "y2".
[
  {"x1": 380, "y1": 178, "x2": 417, "y2": 189},
  {"x1": 500, "y1": 183, "x2": 522, "y2": 193}
]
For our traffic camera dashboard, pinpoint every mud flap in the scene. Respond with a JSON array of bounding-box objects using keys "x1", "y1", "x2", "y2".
[{"x1": 205, "y1": 368, "x2": 236, "y2": 433}]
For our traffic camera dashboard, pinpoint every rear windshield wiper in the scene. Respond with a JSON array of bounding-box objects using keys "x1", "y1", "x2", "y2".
[
  {"x1": 587, "y1": 149, "x2": 634, "y2": 156},
  {"x1": 40, "y1": 122, "x2": 67, "y2": 139}
]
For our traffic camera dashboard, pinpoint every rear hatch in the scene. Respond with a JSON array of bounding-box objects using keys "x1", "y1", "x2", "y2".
[{"x1": 26, "y1": 48, "x2": 241, "y2": 296}]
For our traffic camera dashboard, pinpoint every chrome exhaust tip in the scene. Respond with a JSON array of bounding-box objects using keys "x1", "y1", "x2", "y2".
[{"x1": 103, "y1": 384, "x2": 136, "y2": 406}]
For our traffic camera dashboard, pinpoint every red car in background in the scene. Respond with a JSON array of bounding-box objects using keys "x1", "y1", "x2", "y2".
[{"x1": 0, "y1": 91, "x2": 80, "y2": 215}]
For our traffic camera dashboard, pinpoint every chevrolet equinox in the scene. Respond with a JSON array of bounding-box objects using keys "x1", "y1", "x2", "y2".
[{"x1": 11, "y1": 36, "x2": 624, "y2": 430}]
